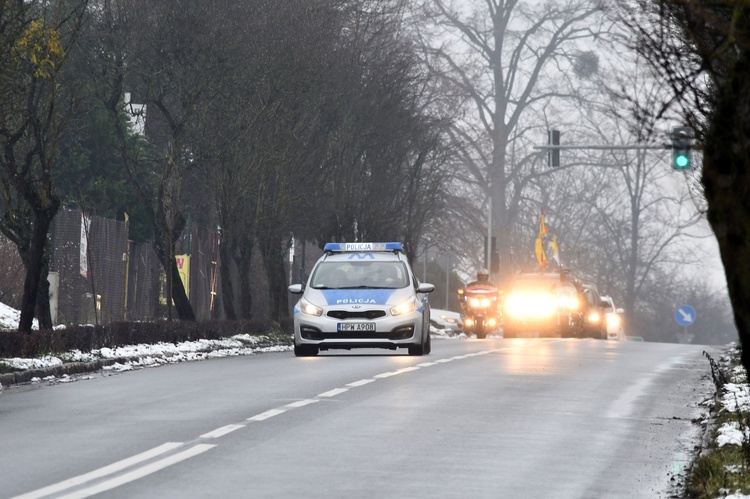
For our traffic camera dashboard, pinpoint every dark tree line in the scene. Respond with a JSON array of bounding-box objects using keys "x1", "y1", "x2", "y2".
[{"x1": 0, "y1": 0, "x2": 450, "y2": 329}]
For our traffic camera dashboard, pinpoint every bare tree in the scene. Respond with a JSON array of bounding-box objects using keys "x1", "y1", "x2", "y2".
[
  {"x1": 0, "y1": 0, "x2": 87, "y2": 331},
  {"x1": 415, "y1": 0, "x2": 612, "y2": 285},
  {"x1": 614, "y1": 0, "x2": 750, "y2": 367}
]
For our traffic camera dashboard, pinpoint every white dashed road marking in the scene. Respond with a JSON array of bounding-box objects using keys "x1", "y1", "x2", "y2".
[
  {"x1": 247, "y1": 408, "x2": 287, "y2": 421},
  {"x1": 15, "y1": 347, "x2": 504, "y2": 499},
  {"x1": 200, "y1": 424, "x2": 245, "y2": 439},
  {"x1": 318, "y1": 388, "x2": 349, "y2": 397},
  {"x1": 285, "y1": 399, "x2": 320, "y2": 408},
  {"x1": 346, "y1": 379, "x2": 375, "y2": 387}
]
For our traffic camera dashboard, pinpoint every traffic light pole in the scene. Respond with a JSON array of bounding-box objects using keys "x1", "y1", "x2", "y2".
[
  {"x1": 537, "y1": 125, "x2": 697, "y2": 171},
  {"x1": 534, "y1": 144, "x2": 671, "y2": 151}
]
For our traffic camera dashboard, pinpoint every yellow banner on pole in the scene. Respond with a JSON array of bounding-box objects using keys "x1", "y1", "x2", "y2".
[{"x1": 535, "y1": 211, "x2": 548, "y2": 267}]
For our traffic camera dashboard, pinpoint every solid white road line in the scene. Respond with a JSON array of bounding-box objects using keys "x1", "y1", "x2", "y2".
[
  {"x1": 12, "y1": 442, "x2": 184, "y2": 499},
  {"x1": 604, "y1": 358, "x2": 679, "y2": 419},
  {"x1": 247, "y1": 408, "x2": 287, "y2": 421},
  {"x1": 57, "y1": 444, "x2": 216, "y2": 499},
  {"x1": 200, "y1": 424, "x2": 246, "y2": 439}
]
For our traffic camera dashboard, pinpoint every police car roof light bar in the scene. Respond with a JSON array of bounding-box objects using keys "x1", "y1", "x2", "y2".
[{"x1": 323, "y1": 242, "x2": 402, "y2": 253}]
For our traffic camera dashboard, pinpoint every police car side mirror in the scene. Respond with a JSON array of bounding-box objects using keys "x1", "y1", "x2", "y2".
[
  {"x1": 288, "y1": 284, "x2": 304, "y2": 294},
  {"x1": 418, "y1": 283, "x2": 435, "y2": 294}
]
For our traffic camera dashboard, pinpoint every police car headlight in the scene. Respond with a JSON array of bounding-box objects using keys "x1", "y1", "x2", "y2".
[
  {"x1": 587, "y1": 311, "x2": 601, "y2": 323},
  {"x1": 300, "y1": 298, "x2": 323, "y2": 317},
  {"x1": 391, "y1": 298, "x2": 416, "y2": 316}
]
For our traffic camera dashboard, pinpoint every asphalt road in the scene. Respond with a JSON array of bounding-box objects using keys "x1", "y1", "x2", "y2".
[{"x1": 0, "y1": 338, "x2": 719, "y2": 498}]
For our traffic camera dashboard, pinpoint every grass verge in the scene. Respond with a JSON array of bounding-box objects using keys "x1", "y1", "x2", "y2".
[{"x1": 685, "y1": 346, "x2": 750, "y2": 498}]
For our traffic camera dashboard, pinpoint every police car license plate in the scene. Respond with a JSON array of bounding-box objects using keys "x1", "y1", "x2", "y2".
[{"x1": 338, "y1": 322, "x2": 375, "y2": 332}]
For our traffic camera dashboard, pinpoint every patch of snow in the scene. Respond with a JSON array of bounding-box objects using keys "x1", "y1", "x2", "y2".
[
  {"x1": 717, "y1": 422, "x2": 750, "y2": 447},
  {"x1": 722, "y1": 383, "x2": 750, "y2": 413},
  {"x1": 0, "y1": 301, "x2": 38, "y2": 330}
]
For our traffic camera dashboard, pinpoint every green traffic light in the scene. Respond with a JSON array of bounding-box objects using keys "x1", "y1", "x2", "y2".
[{"x1": 675, "y1": 155, "x2": 689, "y2": 168}]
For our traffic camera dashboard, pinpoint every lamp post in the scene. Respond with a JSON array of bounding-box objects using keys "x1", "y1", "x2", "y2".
[
  {"x1": 486, "y1": 186, "x2": 492, "y2": 272},
  {"x1": 445, "y1": 253, "x2": 450, "y2": 309}
]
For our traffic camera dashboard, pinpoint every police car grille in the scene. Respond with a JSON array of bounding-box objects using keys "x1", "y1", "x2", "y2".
[{"x1": 327, "y1": 310, "x2": 386, "y2": 320}]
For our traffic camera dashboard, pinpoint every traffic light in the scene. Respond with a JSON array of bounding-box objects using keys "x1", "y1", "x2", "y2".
[
  {"x1": 670, "y1": 126, "x2": 693, "y2": 170},
  {"x1": 548, "y1": 129, "x2": 560, "y2": 167}
]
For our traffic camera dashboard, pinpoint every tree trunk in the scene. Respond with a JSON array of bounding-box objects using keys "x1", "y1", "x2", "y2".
[
  {"x1": 19, "y1": 209, "x2": 56, "y2": 331},
  {"x1": 35, "y1": 257, "x2": 53, "y2": 330},
  {"x1": 260, "y1": 234, "x2": 289, "y2": 323},
  {"x1": 702, "y1": 54, "x2": 750, "y2": 374},
  {"x1": 219, "y1": 242, "x2": 238, "y2": 320},
  {"x1": 169, "y1": 255, "x2": 194, "y2": 320},
  {"x1": 239, "y1": 247, "x2": 254, "y2": 320},
  {"x1": 153, "y1": 235, "x2": 196, "y2": 321}
]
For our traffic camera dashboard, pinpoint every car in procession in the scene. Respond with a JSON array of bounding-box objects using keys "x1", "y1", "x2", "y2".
[
  {"x1": 429, "y1": 309, "x2": 464, "y2": 335},
  {"x1": 601, "y1": 295, "x2": 626, "y2": 340},
  {"x1": 501, "y1": 270, "x2": 581, "y2": 338},
  {"x1": 288, "y1": 242, "x2": 435, "y2": 357}
]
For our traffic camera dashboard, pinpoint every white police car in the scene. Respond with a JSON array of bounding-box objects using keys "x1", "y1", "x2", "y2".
[{"x1": 288, "y1": 242, "x2": 434, "y2": 357}]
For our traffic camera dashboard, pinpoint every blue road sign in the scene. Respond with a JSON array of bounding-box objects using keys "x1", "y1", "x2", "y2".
[{"x1": 675, "y1": 305, "x2": 696, "y2": 326}]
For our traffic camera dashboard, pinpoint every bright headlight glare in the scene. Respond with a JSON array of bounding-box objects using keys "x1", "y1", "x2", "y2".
[
  {"x1": 469, "y1": 297, "x2": 492, "y2": 308},
  {"x1": 588, "y1": 312, "x2": 601, "y2": 323},
  {"x1": 300, "y1": 298, "x2": 323, "y2": 317},
  {"x1": 558, "y1": 295, "x2": 579, "y2": 310},
  {"x1": 391, "y1": 298, "x2": 416, "y2": 316},
  {"x1": 505, "y1": 293, "x2": 555, "y2": 318},
  {"x1": 606, "y1": 314, "x2": 621, "y2": 327}
]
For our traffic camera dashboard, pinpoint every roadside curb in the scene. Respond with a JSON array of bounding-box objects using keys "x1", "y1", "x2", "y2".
[
  {"x1": 0, "y1": 338, "x2": 296, "y2": 388},
  {"x1": 0, "y1": 358, "x2": 123, "y2": 387}
]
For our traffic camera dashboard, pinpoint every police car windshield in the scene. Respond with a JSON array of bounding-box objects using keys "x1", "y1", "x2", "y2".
[{"x1": 310, "y1": 261, "x2": 409, "y2": 289}]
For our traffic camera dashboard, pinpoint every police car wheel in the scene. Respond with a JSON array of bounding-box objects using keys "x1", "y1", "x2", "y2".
[
  {"x1": 408, "y1": 335, "x2": 426, "y2": 356},
  {"x1": 294, "y1": 344, "x2": 318, "y2": 357},
  {"x1": 424, "y1": 334, "x2": 432, "y2": 355}
]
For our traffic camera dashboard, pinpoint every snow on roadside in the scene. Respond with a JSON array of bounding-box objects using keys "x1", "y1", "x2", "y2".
[
  {"x1": 1, "y1": 336, "x2": 293, "y2": 373},
  {"x1": 0, "y1": 301, "x2": 38, "y2": 330},
  {"x1": 0, "y1": 301, "x2": 465, "y2": 387},
  {"x1": 716, "y1": 345, "x2": 750, "y2": 450}
]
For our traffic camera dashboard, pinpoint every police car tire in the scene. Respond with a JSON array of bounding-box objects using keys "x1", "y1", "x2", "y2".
[
  {"x1": 424, "y1": 334, "x2": 432, "y2": 355},
  {"x1": 408, "y1": 335, "x2": 426, "y2": 356},
  {"x1": 294, "y1": 344, "x2": 318, "y2": 357}
]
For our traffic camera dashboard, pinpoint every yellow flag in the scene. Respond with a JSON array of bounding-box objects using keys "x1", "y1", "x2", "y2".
[
  {"x1": 535, "y1": 211, "x2": 548, "y2": 267},
  {"x1": 549, "y1": 234, "x2": 560, "y2": 266}
]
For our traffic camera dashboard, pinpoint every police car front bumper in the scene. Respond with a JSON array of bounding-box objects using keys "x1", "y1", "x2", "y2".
[{"x1": 294, "y1": 306, "x2": 425, "y2": 351}]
